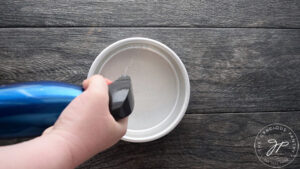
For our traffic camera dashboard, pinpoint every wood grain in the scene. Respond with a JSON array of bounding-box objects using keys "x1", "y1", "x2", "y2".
[
  {"x1": 77, "y1": 112, "x2": 300, "y2": 169},
  {"x1": 1, "y1": 1, "x2": 299, "y2": 169},
  {"x1": 2, "y1": 112, "x2": 299, "y2": 168},
  {"x1": 0, "y1": 28, "x2": 299, "y2": 114},
  {"x1": 0, "y1": 0, "x2": 299, "y2": 28}
]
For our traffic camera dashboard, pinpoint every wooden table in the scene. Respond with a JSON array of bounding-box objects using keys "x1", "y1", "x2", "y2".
[{"x1": 0, "y1": 1, "x2": 299, "y2": 168}]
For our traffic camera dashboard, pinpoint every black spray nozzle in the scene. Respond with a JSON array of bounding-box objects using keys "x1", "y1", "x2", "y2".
[{"x1": 108, "y1": 75, "x2": 134, "y2": 121}]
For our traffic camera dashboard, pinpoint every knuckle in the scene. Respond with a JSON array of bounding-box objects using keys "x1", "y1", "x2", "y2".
[
  {"x1": 120, "y1": 127, "x2": 127, "y2": 136},
  {"x1": 92, "y1": 74, "x2": 104, "y2": 81}
]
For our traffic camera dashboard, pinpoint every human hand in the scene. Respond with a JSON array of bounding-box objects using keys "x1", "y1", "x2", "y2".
[
  {"x1": 43, "y1": 75, "x2": 128, "y2": 167},
  {"x1": 0, "y1": 75, "x2": 128, "y2": 169}
]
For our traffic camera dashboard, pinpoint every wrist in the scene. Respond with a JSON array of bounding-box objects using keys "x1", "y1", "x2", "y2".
[
  {"x1": 0, "y1": 133, "x2": 77, "y2": 169},
  {"x1": 42, "y1": 129, "x2": 95, "y2": 168},
  {"x1": 38, "y1": 133, "x2": 77, "y2": 169}
]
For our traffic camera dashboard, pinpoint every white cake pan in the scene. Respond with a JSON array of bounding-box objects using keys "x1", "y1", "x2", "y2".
[{"x1": 88, "y1": 37, "x2": 190, "y2": 143}]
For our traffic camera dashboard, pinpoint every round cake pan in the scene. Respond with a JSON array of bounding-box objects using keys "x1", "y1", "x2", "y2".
[{"x1": 88, "y1": 37, "x2": 190, "y2": 143}]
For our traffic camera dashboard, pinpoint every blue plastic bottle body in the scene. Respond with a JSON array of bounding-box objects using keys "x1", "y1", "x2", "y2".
[{"x1": 0, "y1": 82, "x2": 83, "y2": 138}]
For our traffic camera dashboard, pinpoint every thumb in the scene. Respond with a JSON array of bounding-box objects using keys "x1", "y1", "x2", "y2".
[{"x1": 82, "y1": 75, "x2": 112, "y2": 90}]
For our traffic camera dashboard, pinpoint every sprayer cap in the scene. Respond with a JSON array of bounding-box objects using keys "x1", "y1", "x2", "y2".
[{"x1": 108, "y1": 75, "x2": 134, "y2": 120}]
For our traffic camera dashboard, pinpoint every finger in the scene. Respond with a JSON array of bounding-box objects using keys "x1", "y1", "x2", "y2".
[
  {"x1": 105, "y1": 78, "x2": 113, "y2": 85},
  {"x1": 87, "y1": 75, "x2": 108, "y2": 93},
  {"x1": 115, "y1": 117, "x2": 128, "y2": 136},
  {"x1": 42, "y1": 126, "x2": 53, "y2": 135},
  {"x1": 117, "y1": 117, "x2": 128, "y2": 129},
  {"x1": 82, "y1": 75, "x2": 111, "y2": 90},
  {"x1": 82, "y1": 79, "x2": 88, "y2": 90},
  {"x1": 82, "y1": 76, "x2": 95, "y2": 90}
]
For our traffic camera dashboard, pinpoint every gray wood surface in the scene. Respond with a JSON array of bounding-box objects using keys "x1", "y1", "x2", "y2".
[
  {"x1": 0, "y1": 28, "x2": 299, "y2": 114},
  {"x1": 1, "y1": 0, "x2": 300, "y2": 28},
  {"x1": 1, "y1": 112, "x2": 299, "y2": 169},
  {"x1": 1, "y1": 1, "x2": 300, "y2": 168},
  {"x1": 78, "y1": 112, "x2": 300, "y2": 169}
]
